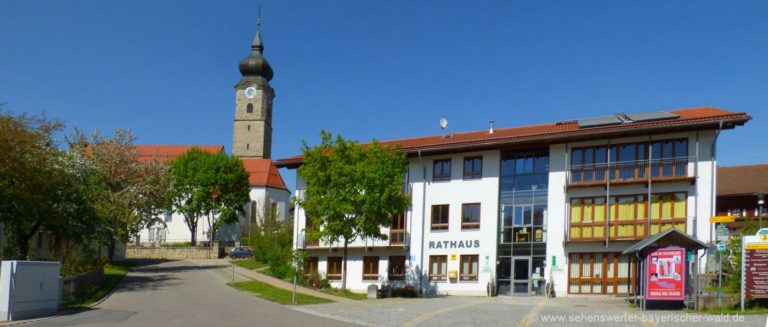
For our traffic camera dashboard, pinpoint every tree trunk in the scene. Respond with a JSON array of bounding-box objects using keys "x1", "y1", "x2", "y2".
[
  {"x1": 342, "y1": 237, "x2": 349, "y2": 290},
  {"x1": 208, "y1": 212, "x2": 214, "y2": 244},
  {"x1": 16, "y1": 235, "x2": 29, "y2": 260},
  {"x1": 107, "y1": 239, "x2": 116, "y2": 262},
  {"x1": 190, "y1": 224, "x2": 197, "y2": 245}
]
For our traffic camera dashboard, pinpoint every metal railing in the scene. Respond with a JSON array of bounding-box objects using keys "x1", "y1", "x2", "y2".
[{"x1": 569, "y1": 156, "x2": 692, "y2": 185}]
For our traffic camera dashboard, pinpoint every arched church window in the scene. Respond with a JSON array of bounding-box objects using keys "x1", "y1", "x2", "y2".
[
  {"x1": 248, "y1": 125, "x2": 251, "y2": 131},
  {"x1": 247, "y1": 103, "x2": 253, "y2": 113}
]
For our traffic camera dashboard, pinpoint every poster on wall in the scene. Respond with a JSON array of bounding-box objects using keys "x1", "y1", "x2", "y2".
[{"x1": 646, "y1": 247, "x2": 685, "y2": 301}]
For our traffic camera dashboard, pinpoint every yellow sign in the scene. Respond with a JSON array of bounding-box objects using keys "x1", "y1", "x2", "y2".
[
  {"x1": 450, "y1": 254, "x2": 457, "y2": 261},
  {"x1": 448, "y1": 270, "x2": 458, "y2": 279},
  {"x1": 761, "y1": 234, "x2": 768, "y2": 241},
  {"x1": 710, "y1": 216, "x2": 735, "y2": 223},
  {"x1": 746, "y1": 243, "x2": 768, "y2": 250}
]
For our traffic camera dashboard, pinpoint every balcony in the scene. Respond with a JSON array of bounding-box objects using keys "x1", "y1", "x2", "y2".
[
  {"x1": 389, "y1": 229, "x2": 406, "y2": 246},
  {"x1": 297, "y1": 230, "x2": 408, "y2": 249},
  {"x1": 568, "y1": 156, "x2": 694, "y2": 188}
]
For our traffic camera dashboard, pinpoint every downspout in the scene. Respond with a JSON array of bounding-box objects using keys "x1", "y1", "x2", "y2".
[
  {"x1": 694, "y1": 131, "x2": 700, "y2": 309},
  {"x1": 709, "y1": 120, "x2": 723, "y2": 244},
  {"x1": 694, "y1": 131, "x2": 700, "y2": 238},
  {"x1": 605, "y1": 140, "x2": 611, "y2": 248},
  {"x1": 418, "y1": 150, "x2": 428, "y2": 295},
  {"x1": 647, "y1": 137, "x2": 652, "y2": 237}
]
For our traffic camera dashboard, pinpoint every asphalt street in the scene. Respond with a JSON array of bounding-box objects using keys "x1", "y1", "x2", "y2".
[{"x1": 25, "y1": 260, "x2": 358, "y2": 327}]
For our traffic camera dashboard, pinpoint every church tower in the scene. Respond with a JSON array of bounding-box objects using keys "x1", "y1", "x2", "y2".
[{"x1": 233, "y1": 26, "x2": 274, "y2": 159}]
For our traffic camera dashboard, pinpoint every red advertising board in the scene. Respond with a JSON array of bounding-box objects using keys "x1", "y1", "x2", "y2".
[{"x1": 646, "y1": 247, "x2": 685, "y2": 300}]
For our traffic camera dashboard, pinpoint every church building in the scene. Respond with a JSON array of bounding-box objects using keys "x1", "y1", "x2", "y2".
[{"x1": 137, "y1": 27, "x2": 289, "y2": 246}]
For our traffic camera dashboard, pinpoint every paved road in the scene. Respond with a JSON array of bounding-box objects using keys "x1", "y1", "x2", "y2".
[
  {"x1": 297, "y1": 295, "x2": 768, "y2": 327},
  {"x1": 27, "y1": 260, "x2": 358, "y2": 327}
]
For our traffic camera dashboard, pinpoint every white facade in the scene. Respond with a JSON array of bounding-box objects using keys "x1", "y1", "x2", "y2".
[
  {"x1": 138, "y1": 185, "x2": 290, "y2": 246},
  {"x1": 291, "y1": 128, "x2": 726, "y2": 296}
]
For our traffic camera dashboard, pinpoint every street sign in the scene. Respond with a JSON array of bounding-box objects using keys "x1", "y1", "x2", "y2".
[
  {"x1": 741, "y1": 228, "x2": 768, "y2": 311},
  {"x1": 717, "y1": 224, "x2": 729, "y2": 242},
  {"x1": 717, "y1": 243, "x2": 726, "y2": 252},
  {"x1": 710, "y1": 216, "x2": 735, "y2": 223}
]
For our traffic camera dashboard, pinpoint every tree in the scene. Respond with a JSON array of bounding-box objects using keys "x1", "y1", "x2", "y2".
[
  {"x1": 170, "y1": 149, "x2": 250, "y2": 245},
  {"x1": 0, "y1": 109, "x2": 66, "y2": 259},
  {"x1": 69, "y1": 129, "x2": 170, "y2": 261},
  {"x1": 297, "y1": 131, "x2": 410, "y2": 290}
]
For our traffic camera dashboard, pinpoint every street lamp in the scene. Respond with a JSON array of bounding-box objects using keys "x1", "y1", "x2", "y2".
[{"x1": 758, "y1": 193, "x2": 765, "y2": 228}]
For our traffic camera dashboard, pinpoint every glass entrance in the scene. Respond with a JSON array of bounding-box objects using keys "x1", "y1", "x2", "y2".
[
  {"x1": 496, "y1": 151, "x2": 549, "y2": 296},
  {"x1": 512, "y1": 257, "x2": 530, "y2": 294}
]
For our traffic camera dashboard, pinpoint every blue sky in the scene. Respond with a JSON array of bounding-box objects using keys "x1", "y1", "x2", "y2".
[{"x1": 1, "y1": 0, "x2": 766, "y2": 191}]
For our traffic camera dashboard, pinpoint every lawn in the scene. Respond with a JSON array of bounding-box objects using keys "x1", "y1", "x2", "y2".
[
  {"x1": 231, "y1": 259, "x2": 268, "y2": 270},
  {"x1": 64, "y1": 261, "x2": 135, "y2": 308},
  {"x1": 321, "y1": 288, "x2": 368, "y2": 300},
  {"x1": 229, "y1": 280, "x2": 333, "y2": 305}
]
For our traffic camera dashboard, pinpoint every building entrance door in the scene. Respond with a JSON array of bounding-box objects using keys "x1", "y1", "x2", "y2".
[{"x1": 512, "y1": 257, "x2": 530, "y2": 295}]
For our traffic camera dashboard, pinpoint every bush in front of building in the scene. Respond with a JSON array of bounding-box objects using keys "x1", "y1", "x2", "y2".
[{"x1": 390, "y1": 284, "x2": 418, "y2": 298}]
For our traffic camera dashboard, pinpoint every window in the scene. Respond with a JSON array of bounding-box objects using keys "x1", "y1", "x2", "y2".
[
  {"x1": 433, "y1": 159, "x2": 451, "y2": 182},
  {"x1": 363, "y1": 256, "x2": 379, "y2": 281},
  {"x1": 327, "y1": 257, "x2": 342, "y2": 280},
  {"x1": 431, "y1": 205, "x2": 449, "y2": 231},
  {"x1": 247, "y1": 103, "x2": 253, "y2": 113},
  {"x1": 461, "y1": 203, "x2": 481, "y2": 229},
  {"x1": 463, "y1": 156, "x2": 482, "y2": 179},
  {"x1": 429, "y1": 255, "x2": 448, "y2": 281},
  {"x1": 388, "y1": 256, "x2": 406, "y2": 281},
  {"x1": 247, "y1": 125, "x2": 251, "y2": 131},
  {"x1": 164, "y1": 209, "x2": 172, "y2": 222},
  {"x1": 649, "y1": 192, "x2": 687, "y2": 235},
  {"x1": 390, "y1": 212, "x2": 406, "y2": 245},
  {"x1": 305, "y1": 257, "x2": 319, "y2": 277},
  {"x1": 568, "y1": 253, "x2": 636, "y2": 295},
  {"x1": 569, "y1": 197, "x2": 606, "y2": 241},
  {"x1": 460, "y1": 255, "x2": 479, "y2": 281}
]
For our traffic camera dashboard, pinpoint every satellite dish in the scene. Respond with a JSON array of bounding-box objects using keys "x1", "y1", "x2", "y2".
[{"x1": 439, "y1": 118, "x2": 448, "y2": 129}]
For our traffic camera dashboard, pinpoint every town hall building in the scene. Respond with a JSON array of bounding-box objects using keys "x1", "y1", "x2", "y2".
[{"x1": 277, "y1": 107, "x2": 751, "y2": 297}]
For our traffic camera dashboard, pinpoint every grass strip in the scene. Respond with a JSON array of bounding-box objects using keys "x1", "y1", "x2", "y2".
[
  {"x1": 231, "y1": 259, "x2": 268, "y2": 270},
  {"x1": 64, "y1": 261, "x2": 135, "y2": 309},
  {"x1": 320, "y1": 288, "x2": 368, "y2": 300},
  {"x1": 230, "y1": 280, "x2": 333, "y2": 305}
]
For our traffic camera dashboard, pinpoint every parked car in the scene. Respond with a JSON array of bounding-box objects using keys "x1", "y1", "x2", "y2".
[{"x1": 229, "y1": 247, "x2": 253, "y2": 259}]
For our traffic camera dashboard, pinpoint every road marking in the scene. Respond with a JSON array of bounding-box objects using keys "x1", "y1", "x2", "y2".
[
  {"x1": 517, "y1": 297, "x2": 547, "y2": 327},
  {"x1": 402, "y1": 298, "x2": 489, "y2": 327}
]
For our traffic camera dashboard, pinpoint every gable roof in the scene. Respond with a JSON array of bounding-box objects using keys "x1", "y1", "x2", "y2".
[
  {"x1": 717, "y1": 164, "x2": 768, "y2": 196},
  {"x1": 241, "y1": 158, "x2": 289, "y2": 191},
  {"x1": 276, "y1": 106, "x2": 750, "y2": 168},
  {"x1": 622, "y1": 228, "x2": 707, "y2": 254},
  {"x1": 135, "y1": 145, "x2": 225, "y2": 163}
]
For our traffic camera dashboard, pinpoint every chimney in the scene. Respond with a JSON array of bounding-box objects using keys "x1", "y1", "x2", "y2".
[{"x1": 489, "y1": 120, "x2": 495, "y2": 134}]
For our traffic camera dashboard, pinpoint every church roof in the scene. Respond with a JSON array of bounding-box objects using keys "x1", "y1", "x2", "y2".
[
  {"x1": 134, "y1": 145, "x2": 288, "y2": 190},
  {"x1": 135, "y1": 145, "x2": 225, "y2": 163},
  {"x1": 241, "y1": 158, "x2": 289, "y2": 190},
  {"x1": 275, "y1": 106, "x2": 750, "y2": 168}
]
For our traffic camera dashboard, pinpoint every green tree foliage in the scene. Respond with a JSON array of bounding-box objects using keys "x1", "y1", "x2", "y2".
[
  {"x1": 242, "y1": 202, "x2": 297, "y2": 279},
  {"x1": 170, "y1": 149, "x2": 250, "y2": 244},
  {"x1": 68, "y1": 129, "x2": 172, "y2": 261},
  {"x1": 0, "y1": 109, "x2": 66, "y2": 259},
  {"x1": 297, "y1": 131, "x2": 410, "y2": 289}
]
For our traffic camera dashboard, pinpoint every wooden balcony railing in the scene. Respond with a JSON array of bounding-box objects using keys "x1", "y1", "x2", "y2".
[
  {"x1": 569, "y1": 157, "x2": 691, "y2": 185},
  {"x1": 390, "y1": 229, "x2": 406, "y2": 246}
]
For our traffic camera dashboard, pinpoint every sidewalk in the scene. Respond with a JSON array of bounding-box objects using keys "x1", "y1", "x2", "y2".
[{"x1": 215, "y1": 259, "x2": 353, "y2": 303}]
